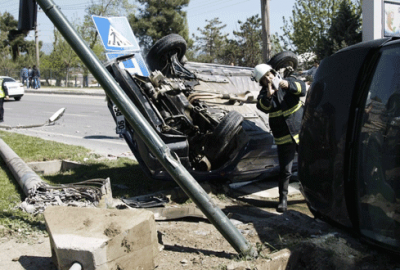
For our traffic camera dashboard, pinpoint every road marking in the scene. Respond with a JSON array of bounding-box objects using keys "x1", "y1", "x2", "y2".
[{"x1": 25, "y1": 93, "x2": 105, "y2": 99}]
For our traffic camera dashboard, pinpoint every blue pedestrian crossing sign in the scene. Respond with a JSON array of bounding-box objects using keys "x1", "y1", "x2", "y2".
[
  {"x1": 106, "y1": 52, "x2": 149, "y2": 77},
  {"x1": 92, "y1": 16, "x2": 140, "y2": 52}
]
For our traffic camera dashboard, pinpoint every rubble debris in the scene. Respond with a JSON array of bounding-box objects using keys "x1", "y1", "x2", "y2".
[
  {"x1": 19, "y1": 178, "x2": 112, "y2": 215},
  {"x1": 122, "y1": 194, "x2": 169, "y2": 208}
]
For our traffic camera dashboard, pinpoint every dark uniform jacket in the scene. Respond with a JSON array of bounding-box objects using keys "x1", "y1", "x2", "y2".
[{"x1": 257, "y1": 77, "x2": 306, "y2": 145}]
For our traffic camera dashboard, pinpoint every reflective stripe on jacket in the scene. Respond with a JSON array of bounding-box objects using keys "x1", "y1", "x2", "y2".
[
  {"x1": 256, "y1": 77, "x2": 306, "y2": 145},
  {"x1": 0, "y1": 78, "x2": 4, "y2": 98}
]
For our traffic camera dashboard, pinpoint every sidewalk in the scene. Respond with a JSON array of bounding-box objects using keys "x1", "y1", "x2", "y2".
[{"x1": 25, "y1": 87, "x2": 106, "y2": 96}]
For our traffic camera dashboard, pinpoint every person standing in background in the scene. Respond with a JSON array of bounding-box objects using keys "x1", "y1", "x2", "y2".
[
  {"x1": 32, "y1": 65, "x2": 41, "y2": 89},
  {"x1": 0, "y1": 77, "x2": 10, "y2": 122},
  {"x1": 20, "y1": 66, "x2": 28, "y2": 86},
  {"x1": 28, "y1": 66, "x2": 33, "y2": 88}
]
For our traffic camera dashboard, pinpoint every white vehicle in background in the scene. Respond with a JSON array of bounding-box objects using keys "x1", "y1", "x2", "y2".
[{"x1": 0, "y1": 76, "x2": 24, "y2": 101}]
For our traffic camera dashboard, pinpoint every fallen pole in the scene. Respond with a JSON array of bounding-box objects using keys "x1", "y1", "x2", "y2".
[
  {"x1": 36, "y1": 0, "x2": 257, "y2": 257},
  {"x1": 0, "y1": 138, "x2": 44, "y2": 196}
]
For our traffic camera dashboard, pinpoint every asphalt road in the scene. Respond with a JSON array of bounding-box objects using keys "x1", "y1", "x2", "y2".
[{"x1": 1, "y1": 93, "x2": 134, "y2": 158}]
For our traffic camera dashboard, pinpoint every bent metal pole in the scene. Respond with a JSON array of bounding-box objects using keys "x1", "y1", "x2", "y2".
[{"x1": 36, "y1": 0, "x2": 257, "y2": 257}]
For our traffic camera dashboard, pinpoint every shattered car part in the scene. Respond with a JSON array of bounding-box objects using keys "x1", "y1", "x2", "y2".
[
  {"x1": 106, "y1": 35, "x2": 300, "y2": 182},
  {"x1": 122, "y1": 194, "x2": 169, "y2": 208}
]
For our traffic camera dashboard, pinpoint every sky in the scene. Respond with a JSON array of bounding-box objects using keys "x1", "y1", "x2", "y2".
[{"x1": 1, "y1": 0, "x2": 297, "y2": 49}]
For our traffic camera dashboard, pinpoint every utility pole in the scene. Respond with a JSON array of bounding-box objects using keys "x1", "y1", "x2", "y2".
[
  {"x1": 261, "y1": 0, "x2": 271, "y2": 62},
  {"x1": 35, "y1": 21, "x2": 40, "y2": 67}
]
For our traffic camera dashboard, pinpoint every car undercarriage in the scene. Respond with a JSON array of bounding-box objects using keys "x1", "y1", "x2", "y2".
[{"x1": 105, "y1": 34, "x2": 299, "y2": 182}]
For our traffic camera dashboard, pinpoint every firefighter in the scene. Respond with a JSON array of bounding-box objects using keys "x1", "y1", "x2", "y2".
[
  {"x1": 253, "y1": 64, "x2": 306, "y2": 212},
  {"x1": 0, "y1": 77, "x2": 10, "y2": 122}
]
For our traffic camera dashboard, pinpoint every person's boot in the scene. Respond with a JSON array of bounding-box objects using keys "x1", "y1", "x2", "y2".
[{"x1": 276, "y1": 195, "x2": 287, "y2": 212}]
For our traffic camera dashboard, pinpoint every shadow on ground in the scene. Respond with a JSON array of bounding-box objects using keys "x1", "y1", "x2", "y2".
[{"x1": 18, "y1": 256, "x2": 56, "y2": 270}]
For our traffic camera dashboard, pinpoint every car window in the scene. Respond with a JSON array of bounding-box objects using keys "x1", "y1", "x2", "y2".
[
  {"x1": 357, "y1": 45, "x2": 400, "y2": 249},
  {"x1": 3, "y1": 78, "x2": 15, "y2": 83}
]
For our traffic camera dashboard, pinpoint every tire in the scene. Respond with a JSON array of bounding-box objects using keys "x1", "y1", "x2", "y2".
[
  {"x1": 204, "y1": 111, "x2": 244, "y2": 164},
  {"x1": 268, "y1": 51, "x2": 298, "y2": 71},
  {"x1": 14, "y1": 97, "x2": 21, "y2": 101},
  {"x1": 146, "y1": 34, "x2": 187, "y2": 72}
]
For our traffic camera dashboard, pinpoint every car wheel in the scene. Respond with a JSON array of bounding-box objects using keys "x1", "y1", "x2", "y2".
[
  {"x1": 146, "y1": 34, "x2": 187, "y2": 72},
  {"x1": 268, "y1": 51, "x2": 298, "y2": 71},
  {"x1": 204, "y1": 111, "x2": 244, "y2": 166},
  {"x1": 14, "y1": 97, "x2": 21, "y2": 101}
]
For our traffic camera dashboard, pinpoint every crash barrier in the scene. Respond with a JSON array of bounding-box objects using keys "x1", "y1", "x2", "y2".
[{"x1": 36, "y1": 0, "x2": 257, "y2": 257}]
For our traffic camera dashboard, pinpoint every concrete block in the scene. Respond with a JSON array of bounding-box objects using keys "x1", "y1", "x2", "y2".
[
  {"x1": 44, "y1": 206, "x2": 159, "y2": 270},
  {"x1": 27, "y1": 160, "x2": 63, "y2": 175},
  {"x1": 27, "y1": 160, "x2": 84, "y2": 175},
  {"x1": 258, "y1": 248, "x2": 291, "y2": 270}
]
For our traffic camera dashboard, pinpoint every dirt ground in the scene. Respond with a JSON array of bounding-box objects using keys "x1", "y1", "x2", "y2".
[{"x1": 1, "y1": 191, "x2": 399, "y2": 270}]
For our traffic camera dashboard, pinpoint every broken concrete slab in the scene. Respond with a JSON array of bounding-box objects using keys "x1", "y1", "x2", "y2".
[
  {"x1": 259, "y1": 248, "x2": 291, "y2": 269},
  {"x1": 27, "y1": 160, "x2": 84, "y2": 175},
  {"x1": 44, "y1": 206, "x2": 159, "y2": 270}
]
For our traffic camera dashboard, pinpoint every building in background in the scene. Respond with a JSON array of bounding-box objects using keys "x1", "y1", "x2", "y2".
[{"x1": 363, "y1": 0, "x2": 400, "y2": 41}]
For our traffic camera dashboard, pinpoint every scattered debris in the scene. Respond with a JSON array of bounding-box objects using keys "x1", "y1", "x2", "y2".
[
  {"x1": 19, "y1": 178, "x2": 112, "y2": 215},
  {"x1": 122, "y1": 194, "x2": 169, "y2": 208}
]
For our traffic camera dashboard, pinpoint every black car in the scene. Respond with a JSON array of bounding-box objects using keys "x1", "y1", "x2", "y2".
[
  {"x1": 104, "y1": 34, "x2": 299, "y2": 183},
  {"x1": 299, "y1": 37, "x2": 400, "y2": 253}
]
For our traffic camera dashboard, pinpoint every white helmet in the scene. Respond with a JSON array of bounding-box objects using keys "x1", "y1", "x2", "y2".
[{"x1": 252, "y1": 64, "x2": 273, "y2": 82}]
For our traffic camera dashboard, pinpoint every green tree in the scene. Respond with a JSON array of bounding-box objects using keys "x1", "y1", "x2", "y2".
[
  {"x1": 0, "y1": 12, "x2": 16, "y2": 73},
  {"x1": 315, "y1": 0, "x2": 362, "y2": 59},
  {"x1": 280, "y1": 0, "x2": 361, "y2": 55},
  {"x1": 281, "y1": 0, "x2": 342, "y2": 54},
  {"x1": 191, "y1": 18, "x2": 228, "y2": 63},
  {"x1": 231, "y1": 15, "x2": 263, "y2": 67},
  {"x1": 219, "y1": 38, "x2": 240, "y2": 66},
  {"x1": 0, "y1": 12, "x2": 32, "y2": 63},
  {"x1": 128, "y1": 0, "x2": 190, "y2": 52},
  {"x1": 42, "y1": 30, "x2": 80, "y2": 86},
  {"x1": 0, "y1": 11, "x2": 42, "y2": 76},
  {"x1": 270, "y1": 34, "x2": 284, "y2": 57}
]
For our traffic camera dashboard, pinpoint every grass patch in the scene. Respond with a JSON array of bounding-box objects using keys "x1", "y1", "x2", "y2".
[
  {"x1": 41, "y1": 158, "x2": 178, "y2": 199},
  {"x1": 0, "y1": 130, "x2": 178, "y2": 241},
  {"x1": 0, "y1": 130, "x2": 91, "y2": 162}
]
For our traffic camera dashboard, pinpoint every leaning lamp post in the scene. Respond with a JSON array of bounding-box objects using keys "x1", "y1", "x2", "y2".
[{"x1": 35, "y1": 0, "x2": 257, "y2": 257}]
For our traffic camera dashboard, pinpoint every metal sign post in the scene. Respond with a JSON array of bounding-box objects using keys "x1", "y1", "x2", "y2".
[{"x1": 35, "y1": 0, "x2": 257, "y2": 257}]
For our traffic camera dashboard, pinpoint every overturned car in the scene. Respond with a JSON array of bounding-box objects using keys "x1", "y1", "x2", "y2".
[{"x1": 105, "y1": 34, "x2": 299, "y2": 182}]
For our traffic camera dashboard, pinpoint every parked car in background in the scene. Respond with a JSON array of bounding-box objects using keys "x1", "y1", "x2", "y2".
[
  {"x1": 0, "y1": 76, "x2": 24, "y2": 101},
  {"x1": 299, "y1": 37, "x2": 400, "y2": 254}
]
